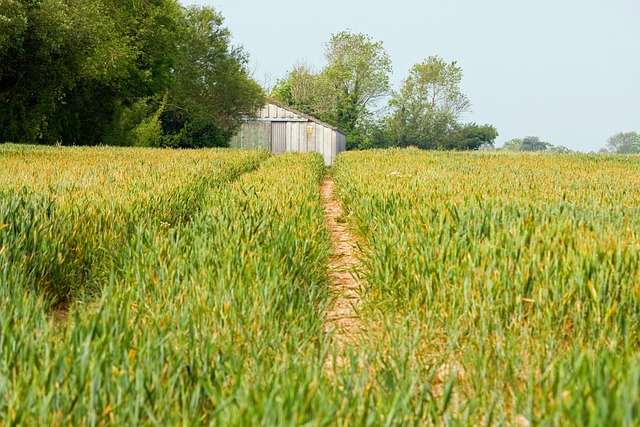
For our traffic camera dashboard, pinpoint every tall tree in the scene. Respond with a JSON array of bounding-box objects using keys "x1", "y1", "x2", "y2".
[
  {"x1": 47, "y1": 0, "x2": 182, "y2": 145},
  {"x1": 0, "y1": 0, "x2": 182, "y2": 145},
  {"x1": 1, "y1": 1, "x2": 262, "y2": 147},
  {"x1": 270, "y1": 62, "x2": 334, "y2": 121},
  {"x1": 323, "y1": 31, "x2": 392, "y2": 148},
  {"x1": 602, "y1": 131, "x2": 640, "y2": 154},
  {"x1": 0, "y1": 0, "x2": 121, "y2": 143},
  {"x1": 386, "y1": 56, "x2": 472, "y2": 149},
  {"x1": 157, "y1": 6, "x2": 265, "y2": 147},
  {"x1": 272, "y1": 31, "x2": 392, "y2": 150}
]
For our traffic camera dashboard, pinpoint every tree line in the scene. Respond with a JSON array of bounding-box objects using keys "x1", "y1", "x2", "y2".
[
  {"x1": 270, "y1": 32, "x2": 639, "y2": 154},
  {"x1": 270, "y1": 32, "x2": 498, "y2": 151},
  {"x1": 600, "y1": 132, "x2": 640, "y2": 154},
  {"x1": 491, "y1": 133, "x2": 639, "y2": 153},
  {"x1": 2, "y1": 3, "x2": 635, "y2": 153},
  {"x1": 0, "y1": 0, "x2": 263, "y2": 147}
]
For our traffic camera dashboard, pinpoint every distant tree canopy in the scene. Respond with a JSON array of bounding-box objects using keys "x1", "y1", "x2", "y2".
[
  {"x1": 385, "y1": 56, "x2": 496, "y2": 150},
  {"x1": 500, "y1": 136, "x2": 572, "y2": 153},
  {"x1": 274, "y1": 46, "x2": 497, "y2": 151},
  {"x1": 5, "y1": 9, "x2": 512, "y2": 152},
  {"x1": 601, "y1": 131, "x2": 640, "y2": 154},
  {"x1": 271, "y1": 31, "x2": 392, "y2": 150},
  {"x1": 0, "y1": 1, "x2": 264, "y2": 147},
  {"x1": 502, "y1": 136, "x2": 552, "y2": 152}
]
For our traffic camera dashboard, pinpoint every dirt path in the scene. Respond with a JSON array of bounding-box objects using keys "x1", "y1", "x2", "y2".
[{"x1": 320, "y1": 176, "x2": 363, "y2": 370}]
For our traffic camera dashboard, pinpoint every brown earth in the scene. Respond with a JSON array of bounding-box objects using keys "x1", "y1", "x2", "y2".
[{"x1": 320, "y1": 176, "x2": 364, "y2": 370}]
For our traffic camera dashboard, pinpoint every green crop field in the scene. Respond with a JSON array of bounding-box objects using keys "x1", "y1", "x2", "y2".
[
  {"x1": 1, "y1": 145, "x2": 639, "y2": 425},
  {"x1": 333, "y1": 149, "x2": 640, "y2": 425}
]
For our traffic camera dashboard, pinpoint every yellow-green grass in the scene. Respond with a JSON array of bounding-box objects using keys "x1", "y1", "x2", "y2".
[
  {"x1": 333, "y1": 149, "x2": 640, "y2": 425},
  {"x1": 3, "y1": 147, "x2": 396, "y2": 425},
  {"x1": 3, "y1": 145, "x2": 640, "y2": 425},
  {"x1": 0, "y1": 145, "x2": 268, "y2": 305}
]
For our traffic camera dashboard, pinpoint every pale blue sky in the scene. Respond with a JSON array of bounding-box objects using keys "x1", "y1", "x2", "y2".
[{"x1": 182, "y1": 0, "x2": 639, "y2": 151}]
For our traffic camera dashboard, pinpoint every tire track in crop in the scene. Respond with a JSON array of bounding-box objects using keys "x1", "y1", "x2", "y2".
[{"x1": 320, "y1": 176, "x2": 363, "y2": 371}]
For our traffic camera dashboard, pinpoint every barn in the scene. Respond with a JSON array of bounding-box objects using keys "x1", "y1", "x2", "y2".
[{"x1": 229, "y1": 102, "x2": 346, "y2": 165}]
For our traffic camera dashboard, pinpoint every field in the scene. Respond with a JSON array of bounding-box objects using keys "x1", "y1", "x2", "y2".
[
  {"x1": 333, "y1": 149, "x2": 640, "y2": 425},
  {"x1": 1, "y1": 145, "x2": 639, "y2": 425}
]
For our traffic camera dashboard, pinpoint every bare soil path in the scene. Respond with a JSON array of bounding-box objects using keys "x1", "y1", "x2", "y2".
[{"x1": 320, "y1": 176, "x2": 364, "y2": 369}]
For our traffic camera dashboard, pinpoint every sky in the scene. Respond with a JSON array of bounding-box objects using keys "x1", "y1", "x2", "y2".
[{"x1": 181, "y1": 0, "x2": 639, "y2": 152}]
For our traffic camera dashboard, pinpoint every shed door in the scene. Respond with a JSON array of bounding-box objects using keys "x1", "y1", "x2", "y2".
[{"x1": 271, "y1": 122, "x2": 287, "y2": 154}]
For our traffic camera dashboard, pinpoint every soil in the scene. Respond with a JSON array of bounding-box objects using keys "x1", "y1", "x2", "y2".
[{"x1": 320, "y1": 176, "x2": 364, "y2": 369}]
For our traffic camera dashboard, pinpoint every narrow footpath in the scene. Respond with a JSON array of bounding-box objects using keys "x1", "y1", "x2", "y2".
[{"x1": 320, "y1": 176, "x2": 364, "y2": 370}]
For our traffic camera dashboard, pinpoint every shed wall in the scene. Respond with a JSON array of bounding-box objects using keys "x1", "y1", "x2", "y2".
[
  {"x1": 230, "y1": 121, "x2": 270, "y2": 150},
  {"x1": 229, "y1": 103, "x2": 346, "y2": 165}
]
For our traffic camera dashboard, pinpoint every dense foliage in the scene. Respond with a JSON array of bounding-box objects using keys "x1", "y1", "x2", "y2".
[
  {"x1": 333, "y1": 149, "x2": 640, "y2": 424},
  {"x1": 601, "y1": 131, "x2": 640, "y2": 154},
  {"x1": 499, "y1": 136, "x2": 574, "y2": 153},
  {"x1": 0, "y1": 1, "x2": 264, "y2": 147},
  {"x1": 271, "y1": 31, "x2": 392, "y2": 150},
  {"x1": 502, "y1": 135, "x2": 552, "y2": 151},
  {"x1": 272, "y1": 36, "x2": 498, "y2": 151}
]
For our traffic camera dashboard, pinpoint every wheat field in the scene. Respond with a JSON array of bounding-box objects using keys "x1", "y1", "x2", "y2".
[{"x1": 1, "y1": 145, "x2": 638, "y2": 425}]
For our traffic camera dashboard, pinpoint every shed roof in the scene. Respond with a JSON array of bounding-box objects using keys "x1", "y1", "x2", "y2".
[{"x1": 257, "y1": 101, "x2": 345, "y2": 135}]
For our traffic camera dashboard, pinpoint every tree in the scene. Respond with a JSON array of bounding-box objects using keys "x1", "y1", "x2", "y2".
[
  {"x1": 0, "y1": 0, "x2": 183, "y2": 145},
  {"x1": 501, "y1": 137, "x2": 574, "y2": 153},
  {"x1": 549, "y1": 145, "x2": 573, "y2": 153},
  {"x1": 47, "y1": 0, "x2": 183, "y2": 146},
  {"x1": 0, "y1": 0, "x2": 121, "y2": 143},
  {"x1": 386, "y1": 56, "x2": 473, "y2": 149},
  {"x1": 272, "y1": 31, "x2": 392, "y2": 150},
  {"x1": 270, "y1": 62, "x2": 334, "y2": 121},
  {"x1": 323, "y1": 31, "x2": 392, "y2": 149},
  {"x1": 1, "y1": 1, "x2": 263, "y2": 147},
  {"x1": 157, "y1": 6, "x2": 265, "y2": 147},
  {"x1": 443, "y1": 123, "x2": 498, "y2": 150},
  {"x1": 502, "y1": 136, "x2": 551, "y2": 151},
  {"x1": 602, "y1": 131, "x2": 640, "y2": 154}
]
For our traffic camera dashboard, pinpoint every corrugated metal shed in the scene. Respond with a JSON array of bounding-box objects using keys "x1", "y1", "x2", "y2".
[{"x1": 230, "y1": 102, "x2": 346, "y2": 165}]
